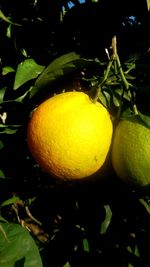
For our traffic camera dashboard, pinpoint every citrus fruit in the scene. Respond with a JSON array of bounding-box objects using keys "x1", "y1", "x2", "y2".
[
  {"x1": 27, "y1": 91, "x2": 113, "y2": 180},
  {"x1": 112, "y1": 116, "x2": 150, "y2": 187}
]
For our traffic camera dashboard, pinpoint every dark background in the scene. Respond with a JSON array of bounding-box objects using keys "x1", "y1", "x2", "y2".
[{"x1": 0, "y1": 1, "x2": 150, "y2": 266}]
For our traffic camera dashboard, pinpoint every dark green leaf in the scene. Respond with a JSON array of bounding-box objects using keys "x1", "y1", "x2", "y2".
[
  {"x1": 13, "y1": 59, "x2": 45, "y2": 90},
  {"x1": 31, "y1": 52, "x2": 80, "y2": 94},
  {"x1": 0, "y1": 222, "x2": 43, "y2": 267},
  {"x1": 0, "y1": 87, "x2": 7, "y2": 103},
  {"x1": 98, "y1": 90, "x2": 111, "y2": 108},
  {"x1": 0, "y1": 215, "x2": 8, "y2": 223},
  {"x1": 0, "y1": 169, "x2": 5, "y2": 179},
  {"x1": 114, "y1": 88, "x2": 130, "y2": 102},
  {"x1": 121, "y1": 107, "x2": 133, "y2": 118},
  {"x1": 0, "y1": 141, "x2": 4, "y2": 149},
  {"x1": 138, "y1": 112, "x2": 150, "y2": 129},
  {"x1": 30, "y1": 52, "x2": 98, "y2": 98},
  {"x1": 14, "y1": 90, "x2": 30, "y2": 103},
  {"x1": 139, "y1": 198, "x2": 150, "y2": 214}
]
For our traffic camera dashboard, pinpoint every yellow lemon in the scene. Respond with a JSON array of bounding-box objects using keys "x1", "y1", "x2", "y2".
[
  {"x1": 112, "y1": 116, "x2": 150, "y2": 187},
  {"x1": 27, "y1": 91, "x2": 113, "y2": 180}
]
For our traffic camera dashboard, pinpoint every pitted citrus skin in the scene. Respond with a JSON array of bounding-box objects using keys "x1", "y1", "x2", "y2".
[
  {"x1": 27, "y1": 91, "x2": 113, "y2": 180},
  {"x1": 112, "y1": 116, "x2": 150, "y2": 187}
]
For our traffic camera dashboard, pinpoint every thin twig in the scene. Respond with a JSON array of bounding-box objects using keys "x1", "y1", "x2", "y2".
[
  {"x1": 112, "y1": 36, "x2": 138, "y2": 115},
  {"x1": 25, "y1": 205, "x2": 42, "y2": 226}
]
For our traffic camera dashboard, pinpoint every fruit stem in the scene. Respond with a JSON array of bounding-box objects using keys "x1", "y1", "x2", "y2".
[
  {"x1": 92, "y1": 36, "x2": 139, "y2": 115},
  {"x1": 115, "y1": 53, "x2": 138, "y2": 115},
  {"x1": 112, "y1": 36, "x2": 139, "y2": 115}
]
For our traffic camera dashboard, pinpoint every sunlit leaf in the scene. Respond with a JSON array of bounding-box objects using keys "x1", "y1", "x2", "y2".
[
  {"x1": 63, "y1": 262, "x2": 71, "y2": 267},
  {"x1": 147, "y1": 0, "x2": 150, "y2": 11},
  {"x1": 75, "y1": 224, "x2": 85, "y2": 232},
  {"x1": 134, "y1": 244, "x2": 140, "y2": 257},
  {"x1": 6, "y1": 24, "x2": 12, "y2": 38},
  {"x1": 127, "y1": 243, "x2": 140, "y2": 258},
  {"x1": 100, "y1": 205, "x2": 112, "y2": 234},
  {"x1": 0, "y1": 196, "x2": 20, "y2": 208},
  {"x1": 2, "y1": 66, "x2": 15, "y2": 76},
  {"x1": 113, "y1": 94, "x2": 121, "y2": 107},
  {"x1": 0, "y1": 9, "x2": 22, "y2": 26},
  {"x1": 13, "y1": 59, "x2": 45, "y2": 90},
  {"x1": 0, "y1": 124, "x2": 20, "y2": 134},
  {"x1": 0, "y1": 222, "x2": 43, "y2": 267},
  {"x1": 20, "y1": 48, "x2": 28, "y2": 58},
  {"x1": 83, "y1": 238, "x2": 90, "y2": 252},
  {"x1": 0, "y1": 124, "x2": 8, "y2": 128},
  {"x1": 128, "y1": 264, "x2": 134, "y2": 267}
]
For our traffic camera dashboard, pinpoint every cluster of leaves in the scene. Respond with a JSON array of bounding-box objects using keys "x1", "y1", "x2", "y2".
[{"x1": 0, "y1": 0, "x2": 150, "y2": 266}]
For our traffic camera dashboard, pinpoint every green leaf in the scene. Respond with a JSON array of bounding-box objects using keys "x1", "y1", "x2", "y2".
[
  {"x1": 0, "y1": 196, "x2": 20, "y2": 208},
  {"x1": 100, "y1": 205, "x2": 112, "y2": 234},
  {"x1": 127, "y1": 244, "x2": 140, "y2": 258},
  {"x1": 0, "y1": 87, "x2": 7, "y2": 103},
  {"x1": 113, "y1": 94, "x2": 121, "y2": 107},
  {"x1": 99, "y1": 89, "x2": 111, "y2": 109},
  {"x1": 6, "y1": 24, "x2": 12, "y2": 38},
  {"x1": 0, "y1": 215, "x2": 8, "y2": 223},
  {"x1": 0, "y1": 222, "x2": 43, "y2": 267},
  {"x1": 0, "y1": 140, "x2": 4, "y2": 150},
  {"x1": 147, "y1": 0, "x2": 150, "y2": 10},
  {"x1": 139, "y1": 198, "x2": 150, "y2": 214},
  {"x1": 0, "y1": 170, "x2": 5, "y2": 179},
  {"x1": 14, "y1": 90, "x2": 30, "y2": 103},
  {"x1": 138, "y1": 112, "x2": 150, "y2": 129},
  {"x1": 30, "y1": 52, "x2": 98, "y2": 98},
  {"x1": 83, "y1": 238, "x2": 90, "y2": 252},
  {"x1": 128, "y1": 264, "x2": 134, "y2": 267},
  {"x1": 2, "y1": 66, "x2": 15, "y2": 76},
  {"x1": 0, "y1": 125, "x2": 19, "y2": 134},
  {"x1": 30, "y1": 52, "x2": 80, "y2": 97},
  {"x1": 13, "y1": 59, "x2": 45, "y2": 90},
  {"x1": 0, "y1": 9, "x2": 22, "y2": 26},
  {"x1": 114, "y1": 88, "x2": 130, "y2": 102},
  {"x1": 63, "y1": 262, "x2": 71, "y2": 267}
]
